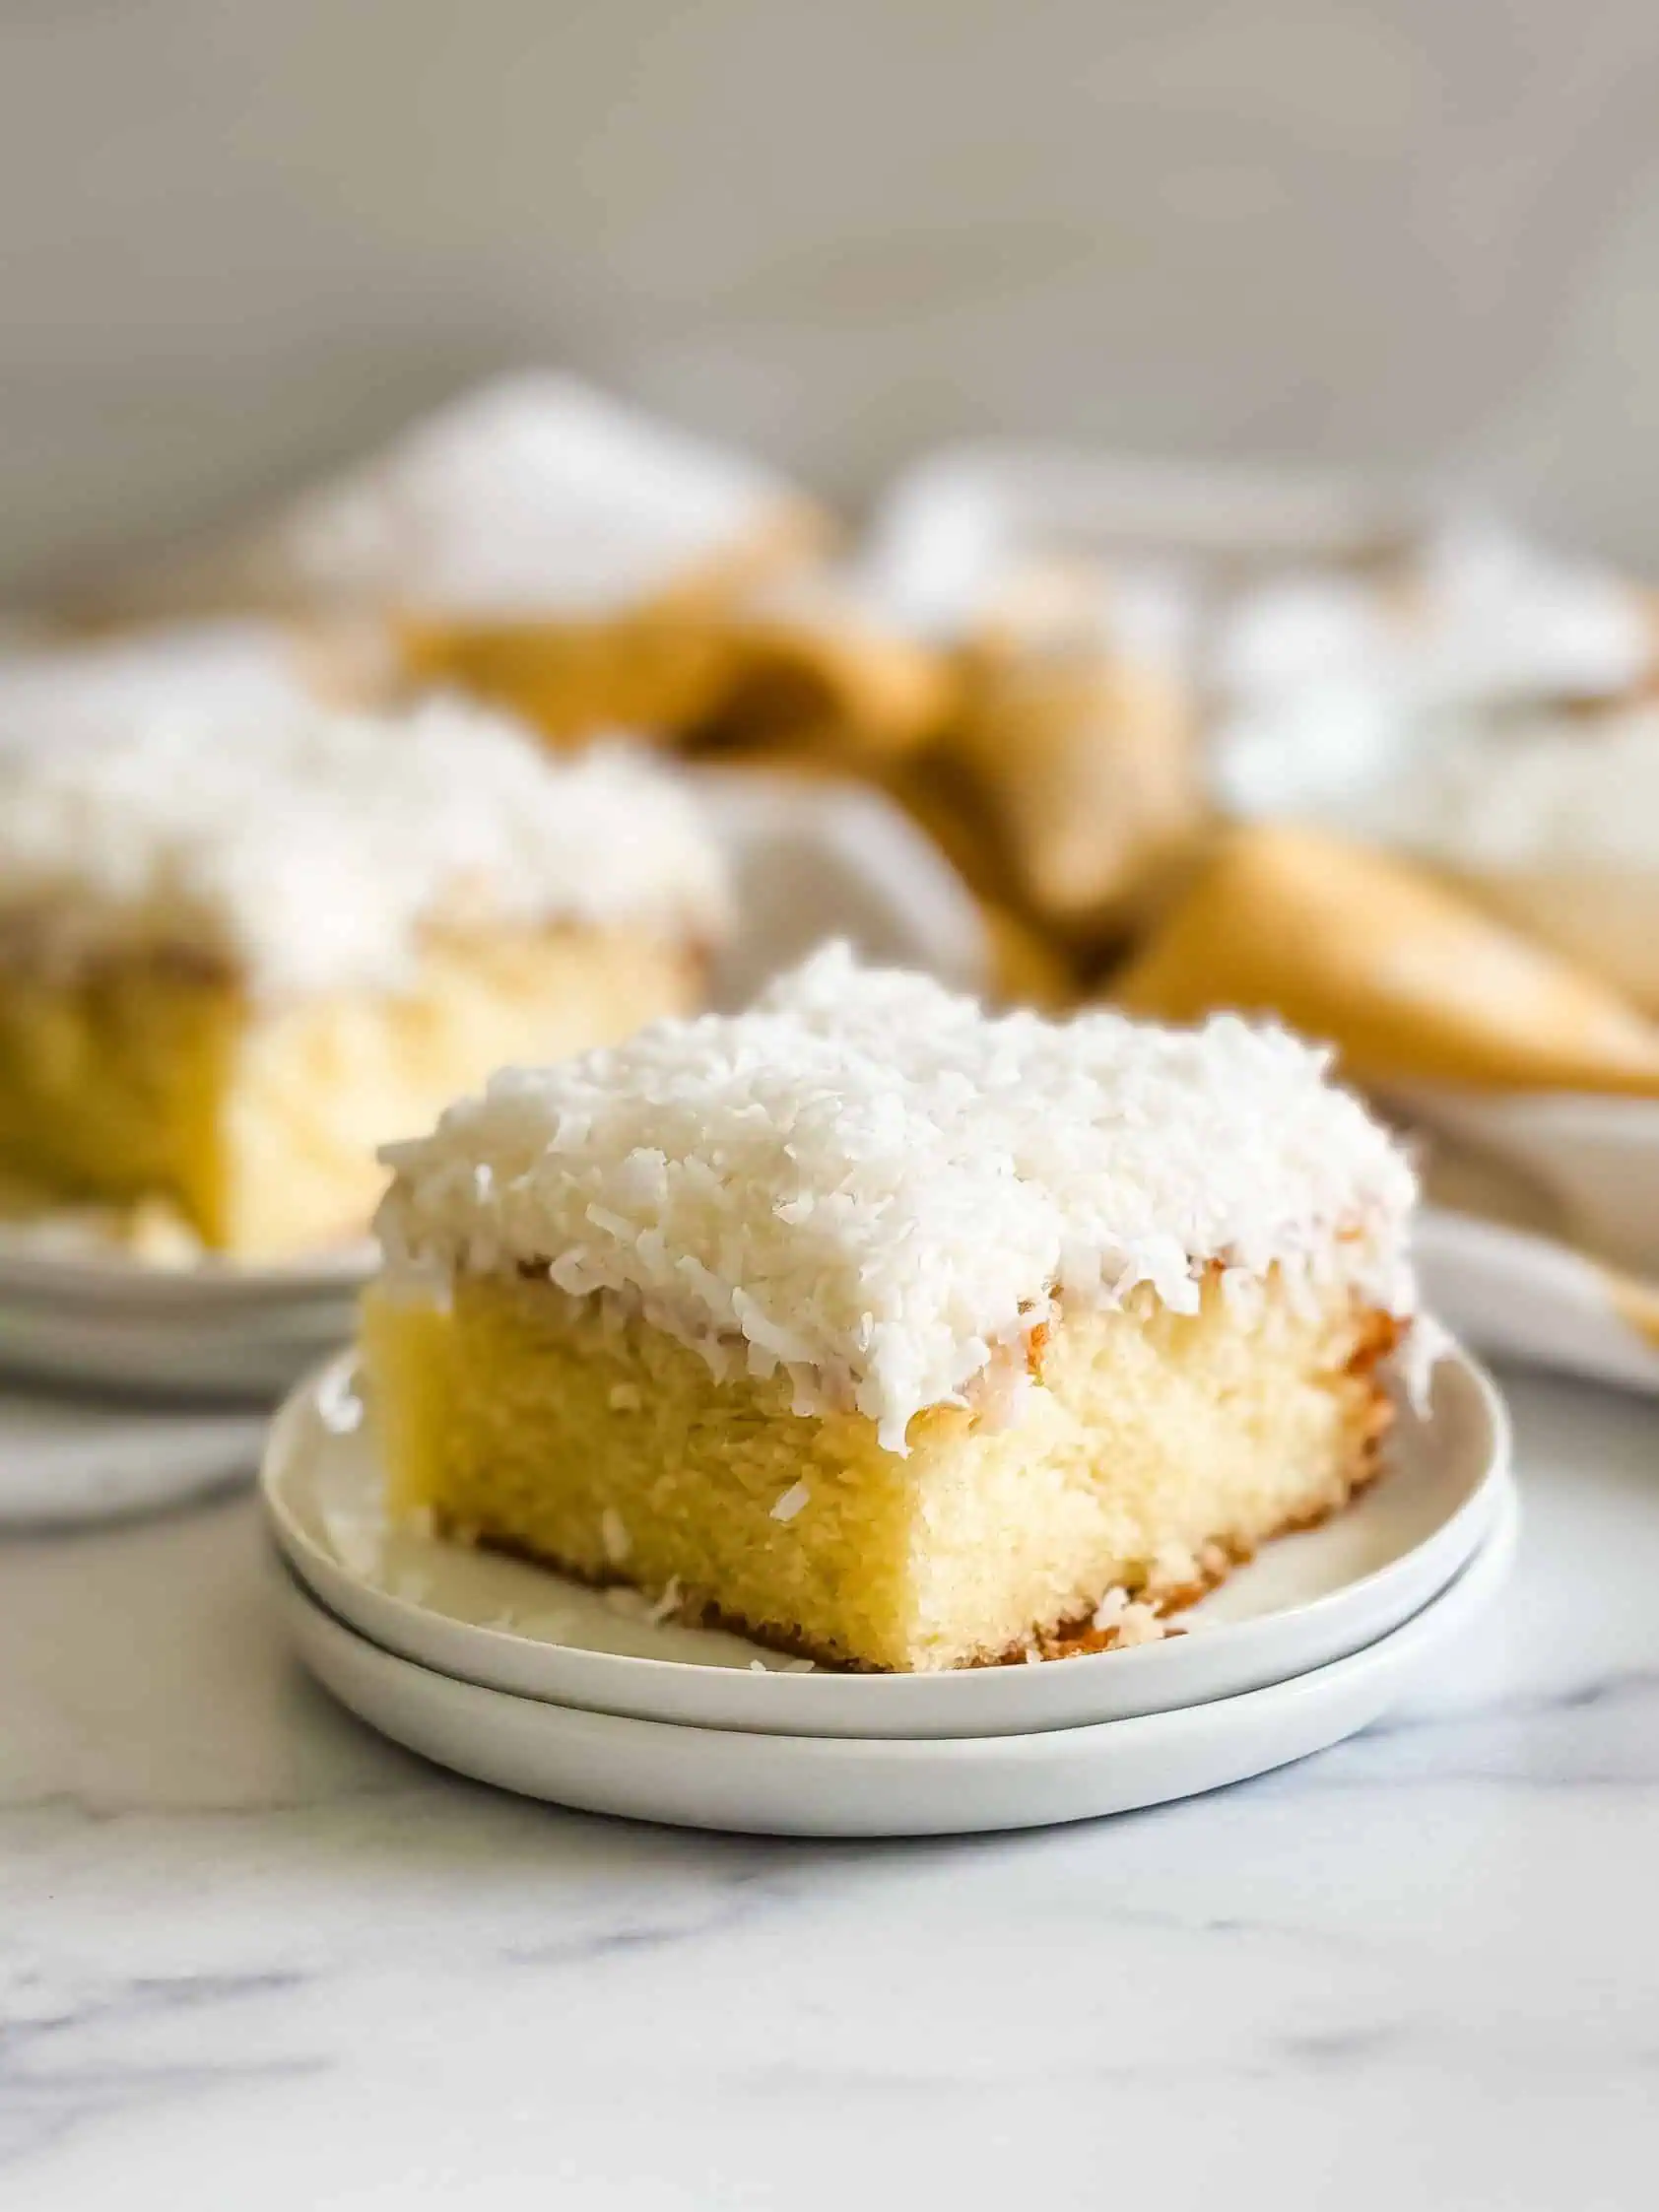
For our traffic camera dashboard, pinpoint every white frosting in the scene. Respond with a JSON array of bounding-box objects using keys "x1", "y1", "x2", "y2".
[
  {"x1": 1215, "y1": 522, "x2": 1654, "y2": 818},
  {"x1": 1221, "y1": 521, "x2": 1651, "y2": 706},
  {"x1": 0, "y1": 622, "x2": 322, "y2": 754},
  {"x1": 0, "y1": 700, "x2": 730, "y2": 997},
  {"x1": 859, "y1": 520, "x2": 1195, "y2": 671},
  {"x1": 1365, "y1": 706, "x2": 1659, "y2": 872},
  {"x1": 375, "y1": 945, "x2": 1418, "y2": 1451},
  {"x1": 734, "y1": 565, "x2": 925, "y2": 647},
  {"x1": 222, "y1": 374, "x2": 807, "y2": 619}
]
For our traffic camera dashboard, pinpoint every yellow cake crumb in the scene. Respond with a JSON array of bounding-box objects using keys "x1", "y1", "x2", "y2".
[{"x1": 362, "y1": 1267, "x2": 1394, "y2": 1673}]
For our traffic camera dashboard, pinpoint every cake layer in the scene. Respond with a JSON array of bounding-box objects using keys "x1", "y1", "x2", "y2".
[
  {"x1": 0, "y1": 926, "x2": 701, "y2": 1258},
  {"x1": 363, "y1": 1267, "x2": 1394, "y2": 1672}
]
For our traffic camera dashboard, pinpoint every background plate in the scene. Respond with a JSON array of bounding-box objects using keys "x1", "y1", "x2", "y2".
[
  {"x1": 0, "y1": 1289, "x2": 362, "y2": 1403},
  {"x1": 0, "y1": 1386, "x2": 267, "y2": 1526}
]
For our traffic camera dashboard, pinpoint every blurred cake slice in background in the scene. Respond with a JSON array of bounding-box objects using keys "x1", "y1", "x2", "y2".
[
  {"x1": 88, "y1": 374, "x2": 829, "y2": 744},
  {"x1": 0, "y1": 618, "x2": 379, "y2": 750},
  {"x1": 364, "y1": 946, "x2": 1418, "y2": 1673},
  {"x1": 1213, "y1": 520, "x2": 1659, "y2": 821},
  {"x1": 1357, "y1": 705, "x2": 1659, "y2": 1018},
  {"x1": 0, "y1": 701, "x2": 728, "y2": 1260},
  {"x1": 1113, "y1": 823, "x2": 1659, "y2": 1097}
]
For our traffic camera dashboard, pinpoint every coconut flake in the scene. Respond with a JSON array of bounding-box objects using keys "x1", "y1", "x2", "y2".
[
  {"x1": 1398, "y1": 1308, "x2": 1454, "y2": 1417},
  {"x1": 645, "y1": 1575, "x2": 685, "y2": 1627},
  {"x1": 600, "y1": 1508, "x2": 631, "y2": 1564}
]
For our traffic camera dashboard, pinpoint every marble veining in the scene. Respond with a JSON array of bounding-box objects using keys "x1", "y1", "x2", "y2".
[{"x1": 2, "y1": 1368, "x2": 1656, "y2": 2209}]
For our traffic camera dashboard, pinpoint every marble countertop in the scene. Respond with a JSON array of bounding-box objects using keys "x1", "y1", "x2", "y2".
[{"x1": 3, "y1": 1367, "x2": 1656, "y2": 2210}]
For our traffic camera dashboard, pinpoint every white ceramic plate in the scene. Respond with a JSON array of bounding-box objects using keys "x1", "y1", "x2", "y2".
[
  {"x1": 279, "y1": 1485, "x2": 1517, "y2": 1837},
  {"x1": 0, "y1": 1217, "x2": 369, "y2": 1400},
  {"x1": 1416, "y1": 1207, "x2": 1659, "y2": 1400},
  {"x1": 0, "y1": 1284, "x2": 363, "y2": 1403},
  {"x1": 264, "y1": 1339, "x2": 1508, "y2": 1738},
  {"x1": 0, "y1": 1235, "x2": 373, "y2": 1310},
  {"x1": 0, "y1": 1386, "x2": 269, "y2": 1526}
]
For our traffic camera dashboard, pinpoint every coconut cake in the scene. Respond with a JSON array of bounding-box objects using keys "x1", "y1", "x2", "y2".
[{"x1": 0, "y1": 700, "x2": 728, "y2": 1258}]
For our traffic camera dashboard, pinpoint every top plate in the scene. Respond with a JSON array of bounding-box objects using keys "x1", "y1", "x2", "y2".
[{"x1": 263, "y1": 1338, "x2": 1508, "y2": 1738}]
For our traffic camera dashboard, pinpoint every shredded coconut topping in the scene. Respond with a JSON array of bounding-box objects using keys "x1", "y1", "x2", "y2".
[
  {"x1": 1088, "y1": 1587, "x2": 1171, "y2": 1646},
  {"x1": 0, "y1": 621, "x2": 322, "y2": 754},
  {"x1": 1216, "y1": 523, "x2": 1655, "y2": 821},
  {"x1": 227, "y1": 374, "x2": 809, "y2": 619},
  {"x1": 375, "y1": 946, "x2": 1418, "y2": 1452},
  {"x1": 0, "y1": 698, "x2": 729, "y2": 997},
  {"x1": 1365, "y1": 705, "x2": 1659, "y2": 873}
]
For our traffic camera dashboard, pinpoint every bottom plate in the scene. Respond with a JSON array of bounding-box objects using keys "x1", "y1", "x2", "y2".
[{"x1": 282, "y1": 1480, "x2": 1516, "y2": 1838}]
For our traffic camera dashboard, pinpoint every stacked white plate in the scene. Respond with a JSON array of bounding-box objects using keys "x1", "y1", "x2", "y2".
[
  {"x1": 0, "y1": 1239, "x2": 371, "y2": 1402},
  {"x1": 265, "y1": 1336, "x2": 1516, "y2": 1837}
]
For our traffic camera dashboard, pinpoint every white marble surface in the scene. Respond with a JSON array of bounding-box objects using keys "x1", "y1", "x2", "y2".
[{"x1": 2, "y1": 1366, "x2": 1656, "y2": 2210}]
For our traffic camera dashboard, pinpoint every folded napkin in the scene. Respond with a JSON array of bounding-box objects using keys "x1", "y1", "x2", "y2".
[{"x1": 1113, "y1": 823, "x2": 1659, "y2": 1096}]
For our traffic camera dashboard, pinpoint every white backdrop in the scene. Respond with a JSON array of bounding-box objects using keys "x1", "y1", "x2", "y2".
[{"x1": 4, "y1": 0, "x2": 1659, "y2": 590}]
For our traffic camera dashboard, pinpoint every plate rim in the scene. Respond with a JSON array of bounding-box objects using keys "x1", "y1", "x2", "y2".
[
  {"x1": 276, "y1": 1491, "x2": 1518, "y2": 1834},
  {"x1": 0, "y1": 1238, "x2": 374, "y2": 1310}
]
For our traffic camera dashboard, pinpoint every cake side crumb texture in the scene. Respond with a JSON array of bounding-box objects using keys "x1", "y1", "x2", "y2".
[
  {"x1": 0, "y1": 921, "x2": 701, "y2": 1255},
  {"x1": 376, "y1": 946, "x2": 1418, "y2": 1450},
  {"x1": 363, "y1": 1267, "x2": 1394, "y2": 1671}
]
